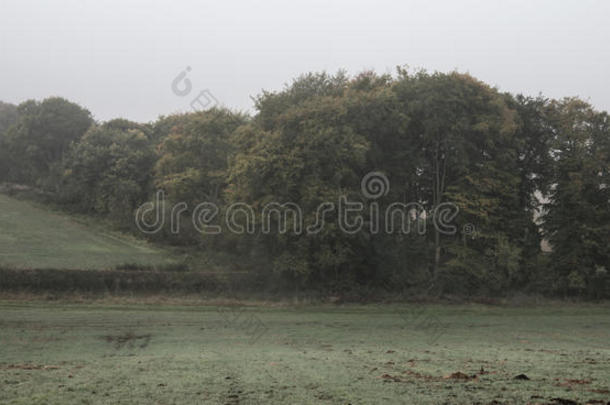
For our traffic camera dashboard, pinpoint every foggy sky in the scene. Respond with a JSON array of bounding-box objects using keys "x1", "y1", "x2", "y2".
[{"x1": 1, "y1": 0, "x2": 609, "y2": 122}]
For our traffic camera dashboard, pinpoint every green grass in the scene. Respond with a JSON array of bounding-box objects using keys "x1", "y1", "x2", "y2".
[
  {"x1": 0, "y1": 301, "x2": 608, "y2": 404},
  {"x1": 0, "y1": 194, "x2": 175, "y2": 270}
]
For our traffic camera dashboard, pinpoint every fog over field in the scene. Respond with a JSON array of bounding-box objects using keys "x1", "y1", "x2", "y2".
[{"x1": 0, "y1": 1, "x2": 609, "y2": 404}]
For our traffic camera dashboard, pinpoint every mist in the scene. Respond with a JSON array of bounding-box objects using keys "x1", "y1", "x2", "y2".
[{"x1": 1, "y1": 0, "x2": 609, "y2": 121}]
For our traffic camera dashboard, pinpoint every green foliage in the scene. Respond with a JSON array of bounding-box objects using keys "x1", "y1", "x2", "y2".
[
  {"x1": 155, "y1": 108, "x2": 248, "y2": 205},
  {"x1": 61, "y1": 119, "x2": 156, "y2": 223},
  {"x1": 230, "y1": 73, "x2": 376, "y2": 286},
  {"x1": 0, "y1": 101, "x2": 19, "y2": 182},
  {"x1": 392, "y1": 70, "x2": 524, "y2": 292},
  {"x1": 3, "y1": 97, "x2": 93, "y2": 188},
  {"x1": 2, "y1": 70, "x2": 608, "y2": 298},
  {"x1": 0, "y1": 101, "x2": 18, "y2": 134},
  {"x1": 144, "y1": 109, "x2": 249, "y2": 247},
  {"x1": 253, "y1": 71, "x2": 349, "y2": 130},
  {"x1": 542, "y1": 99, "x2": 610, "y2": 295}
]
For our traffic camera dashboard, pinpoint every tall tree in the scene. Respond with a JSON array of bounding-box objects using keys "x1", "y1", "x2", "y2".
[
  {"x1": 230, "y1": 73, "x2": 371, "y2": 287},
  {"x1": 542, "y1": 98, "x2": 610, "y2": 295},
  {"x1": 393, "y1": 70, "x2": 524, "y2": 293}
]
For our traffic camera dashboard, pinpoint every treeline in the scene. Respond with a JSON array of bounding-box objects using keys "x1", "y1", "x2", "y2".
[{"x1": 0, "y1": 69, "x2": 608, "y2": 298}]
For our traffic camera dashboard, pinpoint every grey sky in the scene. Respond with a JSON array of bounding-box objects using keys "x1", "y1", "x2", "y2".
[{"x1": 1, "y1": 0, "x2": 609, "y2": 122}]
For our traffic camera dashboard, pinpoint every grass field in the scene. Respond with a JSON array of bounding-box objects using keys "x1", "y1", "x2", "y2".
[
  {"x1": 1, "y1": 191, "x2": 608, "y2": 404},
  {"x1": 0, "y1": 301, "x2": 608, "y2": 404},
  {"x1": 0, "y1": 194, "x2": 174, "y2": 270}
]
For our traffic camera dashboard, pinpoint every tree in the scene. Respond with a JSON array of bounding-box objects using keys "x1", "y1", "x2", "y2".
[
  {"x1": 0, "y1": 101, "x2": 19, "y2": 182},
  {"x1": 4, "y1": 97, "x2": 92, "y2": 188},
  {"x1": 0, "y1": 101, "x2": 18, "y2": 134},
  {"x1": 253, "y1": 71, "x2": 349, "y2": 131},
  {"x1": 154, "y1": 108, "x2": 248, "y2": 206},
  {"x1": 503, "y1": 95, "x2": 555, "y2": 286},
  {"x1": 2, "y1": 71, "x2": 605, "y2": 298},
  {"x1": 61, "y1": 119, "x2": 156, "y2": 224},
  {"x1": 230, "y1": 73, "x2": 371, "y2": 287},
  {"x1": 542, "y1": 98, "x2": 610, "y2": 295},
  {"x1": 392, "y1": 69, "x2": 530, "y2": 293}
]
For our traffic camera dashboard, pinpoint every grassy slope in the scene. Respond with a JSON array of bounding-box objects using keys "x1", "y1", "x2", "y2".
[
  {"x1": 0, "y1": 302, "x2": 608, "y2": 404},
  {"x1": 0, "y1": 194, "x2": 174, "y2": 270}
]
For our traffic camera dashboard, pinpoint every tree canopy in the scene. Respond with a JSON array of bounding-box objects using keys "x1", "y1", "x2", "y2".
[{"x1": 0, "y1": 68, "x2": 607, "y2": 297}]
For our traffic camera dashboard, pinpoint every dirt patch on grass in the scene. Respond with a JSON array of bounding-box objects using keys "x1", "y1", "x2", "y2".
[
  {"x1": 444, "y1": 371, "x2": 478, "y2": 381},
  {"x1": 102, "y1": 332, "x2": 151, "y2": 349},
  {"x1": 2, "y1": 364, "x2": 60, "y2": 370},
  {"x1": 223, "y1": 375, "x2": 243, "y2": 405}
]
